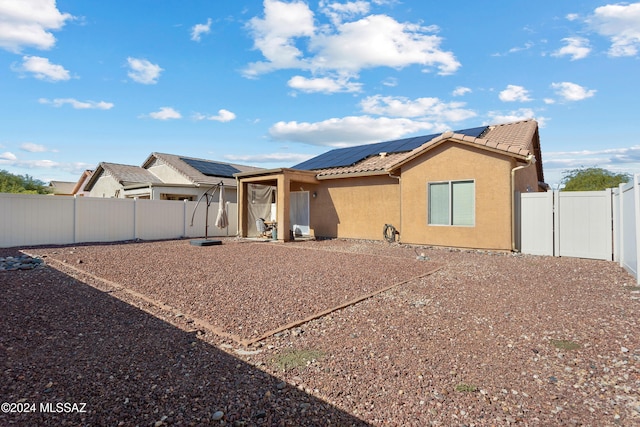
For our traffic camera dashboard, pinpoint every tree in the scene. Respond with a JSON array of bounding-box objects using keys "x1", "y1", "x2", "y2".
[
  {"x1": 561, "y1": 167, "x2": 631, "y2": 191},
  {"x1": 0, "y1": 170, "x2": 51, "y2": 194}
]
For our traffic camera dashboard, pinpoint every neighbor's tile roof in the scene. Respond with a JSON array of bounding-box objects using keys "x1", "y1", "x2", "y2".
[
  {"x1": 147, "y1": 152, "x2": 263, "y2": 187},
  {"x1": 72, "y1": 170, "x2": 93, "y2": 194},
  {"x1": 101, "y1": 162, "x2": 164, "y2": 185},
  {"x1": 48, "y1": 181, "x2": 76, "y2": 194},
  {"x1": 315, "y1": 120, "x2": 538, "y2": 178}
]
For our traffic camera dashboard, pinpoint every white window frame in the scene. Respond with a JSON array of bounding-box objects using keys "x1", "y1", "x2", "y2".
[{"x1": 428, "y1": 180, "x2": 475, "y2": 227}]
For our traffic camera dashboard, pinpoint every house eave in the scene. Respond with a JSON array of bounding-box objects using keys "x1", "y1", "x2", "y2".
[
  {"x1": 83, "y1": 163, "x2": 105, "y2": 191},
  {"x1": 234, "y1": 168, "x2": 318, "y2": 179},
  {"x1": 316, "y1": 169, "x2": 388, "y2": 180},
  {"x1": 122, "y1": 182, "x2": 200, "y2": 190},
  {"x1": 387, "y1": 137, "x2": 531, "y2": 174}
]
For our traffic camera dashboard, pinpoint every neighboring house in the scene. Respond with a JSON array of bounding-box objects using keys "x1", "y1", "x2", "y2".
[
  {"x1": 49, "y1": 170, "x2": 93, "y2": 196},
  {"x1": 235, "y1": 120, "x2": 546, "y2": 251},
  {"x1": 71, "y1": 170, "x2": 93, "y2": 197},
  {"x1": 83, "y1": 153, "x2": 261, "y2": 202},
  {"x1": 48, "y1": 181, "x2": 76, "y2": 196}
]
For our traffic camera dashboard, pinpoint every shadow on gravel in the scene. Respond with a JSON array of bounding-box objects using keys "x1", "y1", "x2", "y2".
[{"x1": 0, "y1": 252, "x2": 368, "y2": 426}]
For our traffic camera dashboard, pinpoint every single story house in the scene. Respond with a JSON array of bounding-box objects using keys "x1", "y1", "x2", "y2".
[
  {"x1": 48, "y1": 170, "x2": 93, "y2": 196},
  {"x1": 48, "y1": 180, "x2": 76, "y2": 196},
  {"x1": 235, "y1": 120, "x2": 546, "y2": 251},
  {"x1": 84, "y1": 152, "x2": 261, "y2": 202}
]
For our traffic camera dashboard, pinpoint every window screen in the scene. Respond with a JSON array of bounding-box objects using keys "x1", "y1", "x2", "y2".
[
  {"x1": 428, "y1": 180, "x2": 475, "y2": 226},
  {"x1": 428, "y1": 182, "x2": 450, "y2": 225}
]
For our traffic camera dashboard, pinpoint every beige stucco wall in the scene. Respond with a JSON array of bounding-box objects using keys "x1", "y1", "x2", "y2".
[
  {"x1": 514, "y1": 157, "x2": 539, "y2": 193},
  {"x1": 146, "y1": 161, "x2": 192, "y2": 184},
  {"x1": 398, "y1": 142, "x2": 534, "y2": 251},
  {"x1": 311, "y1": 175, "x2": 400, "y2": 241},
  {"x1": 88, "y1": 174, "x2": 124, "y2": 198},
  {"x1": 237, "y1": 144, "x2": 541, "y2": 247}
]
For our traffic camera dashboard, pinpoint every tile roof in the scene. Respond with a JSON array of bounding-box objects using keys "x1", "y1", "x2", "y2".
[
  {"x1": 72, "y1": 170, "x2": 93, "y2": 194},
  {"x1": 48, "y1": 181, "x2": 76, "y2": 194},
  {"x1": 146, "y1": 152, "x2": 263, "y2": 187},
  {"x1": 101, "y1": 162, "x2": 164, "y2": 185},
  {"x1": 481, "y1": 120, "x2": 538, "y2": 155},
  {"x1": 314, "y1": 120, "x2": 539, "y2": 178}
]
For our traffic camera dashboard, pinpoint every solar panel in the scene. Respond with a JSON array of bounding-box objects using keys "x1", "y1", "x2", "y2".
[
  {"x1": 181, "y1": 157, "x2": 241, "y2": 178},
  {"x1": 458, "y1": 126, "x2": 488, "y2": 138},
  {"x1": 293, "y1": 126, "x2": 489, "y2": 170}
]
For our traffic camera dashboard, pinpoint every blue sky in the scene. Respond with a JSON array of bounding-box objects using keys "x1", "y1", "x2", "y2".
[{"x1": 1, "y1": 0, "x2": 639, "y2": 188}]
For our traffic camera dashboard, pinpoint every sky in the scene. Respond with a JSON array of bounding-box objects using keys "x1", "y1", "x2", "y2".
[{"x1": 0, "y1": 0, "x2": 639, "y2": 189}]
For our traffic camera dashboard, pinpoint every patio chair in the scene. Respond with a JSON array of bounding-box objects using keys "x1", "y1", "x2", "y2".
[{"x1": 256, "y1": 218, "x2": 273, "y2": 238}]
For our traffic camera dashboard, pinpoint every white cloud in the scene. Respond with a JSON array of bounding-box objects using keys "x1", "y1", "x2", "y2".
[
  {"x1": 20, "y1": 142, "x2": 48, "y2": 152},
  {"x1": 127, "y1": 57, "x2": 163, "y2": 84},
  {"x1": 320, "y1": 0, "x2": 370, "y2": 25},
  {"x1": 508, "y1": 41, "x2": 534, "y2": 54},
  {"x1": 244, "y1": 1, "x2": 460, "y2": 78},
  {"x1": 0, "y1": 0, "x2": 73, "y2": 52},
  {"x1": 545, "y1": 146, "x2": 640, "y2": 164},
  {"x1": 551, "y1": 81, "x2": 596, "y2": 101},
  {"x1": 310, "y1": 14, "x2": 460, "y2": 75},
  {"x1": 452, "y1": 86, "x2": 471, "y2": 96},
  {"x1": 499, "y1": 85, "x2": 532, "y2": 102},
  {"x1": 191, "y1": 18, "x2": 212, "y2": 41},
  {"x1": 39, "y1": 98, "x2": 114, "y2": 110},
  {"x1": 542, "y1": 145, "x2": 640, "y2": 186},
  {"x1": 360, "y1": 95, "x2": 476, "y2": 122},
  {"x1": 193, "y1": 109, "x2": 236, "y2": 122},
  {"x1": 382, "y1": 77, "x2": 398, "y2": 87},
  {"x1": 269, "y1": 92, "x2": 479, "y2": 148},
  {"x1": 0, "y1": 158, "x2": 58, "y2": 169},
  {"x1": 0, "y1": 153, "x2": 94, "y2": 178},
  {"x1": 16, "y1": 55, "x2": 70, "y2": 81},
  {"x1": 244, "y1": 0, "x2": 315, "y2": 76},
  {"x1": 224, "y1": 152, "x2": 311, "y2": 164},
  {"x1": 287, "y1": 75, "x2": 362, "y2": 93},
  {"x1": 492, "y1": 42, "x2": 534, "y2": 57},
  {"x1": 588, "y1": 2, "x2": 640, "y2": 57},
  {"x1": 147, "y1": 107, "x2": 182, "y2": 120},
  {"x1": 552, "y1": 37, "x2": 591, "y2": 60},
  {"x1": 486, "y1": 108, "x2": 548, "y2": 128},
  {"x1": 269, "y1": 116, "x2": 440, "y2": 147}
]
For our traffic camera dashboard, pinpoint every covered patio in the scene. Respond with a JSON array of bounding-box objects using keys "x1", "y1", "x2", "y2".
[{"x1": 235, "y1": 168, "x2": 319, "y2": 241}]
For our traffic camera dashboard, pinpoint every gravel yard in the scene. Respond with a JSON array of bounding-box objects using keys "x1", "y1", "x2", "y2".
[
  {"x1": 1, "y1": 238, "x2": 639, "y2": 426},
  {"x1": 24, "y1": 240, "x2": 441, "y2": 345}
]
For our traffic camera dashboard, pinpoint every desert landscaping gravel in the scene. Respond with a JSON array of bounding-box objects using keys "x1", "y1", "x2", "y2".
[
  {"x1": 1, "y1": 238, "x2": 639, "y2": 426},
  {"x1": 24, "y1": 240, "x2": 441, "y2": 344}
]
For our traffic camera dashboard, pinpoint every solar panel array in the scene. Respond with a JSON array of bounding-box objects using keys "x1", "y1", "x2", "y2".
[
  {"x1": 293, "y1": 126, "x2": 489, "y2": 171},
  {"x1": 181, "y1": 157, "x2": 241, "y2": 178}
]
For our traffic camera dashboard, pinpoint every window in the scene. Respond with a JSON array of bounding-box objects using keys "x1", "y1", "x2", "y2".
[
  {"x1": 428, "y1": 180, "x2": 475, "y2": 226},
  {"x1": 161, "y1": 194, "x2": 195, "y2": 201}
]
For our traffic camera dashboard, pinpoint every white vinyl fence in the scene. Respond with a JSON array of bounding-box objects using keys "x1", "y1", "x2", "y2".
[
  {"x1": 0, "y1": 193, "x2": 237, "y2": 248},
  {"x1": 519, "y1": 173, "x2": 640, "y2": 283},
  {"x1": 519, "y1": 190, "x2": 613, "y2": 260},
  {"x1": 614, "y1": 174, "x2": 640, "y2": 282}
]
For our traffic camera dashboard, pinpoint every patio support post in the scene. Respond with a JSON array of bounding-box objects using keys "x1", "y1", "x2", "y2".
[
  {"x1": 277, "y1": 174, "x2": 291, "y2": 241},
  {"x1": 237, "y1": 180, "x2": 247, "y2": 238}
]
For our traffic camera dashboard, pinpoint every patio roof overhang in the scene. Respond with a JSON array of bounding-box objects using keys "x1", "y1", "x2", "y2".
[
  {"x1": 235, "y1": 168, "x2": 319, "y2": 241},
  {"x1": 234, "y1": 167, "x2": 319, "y2": 184}
]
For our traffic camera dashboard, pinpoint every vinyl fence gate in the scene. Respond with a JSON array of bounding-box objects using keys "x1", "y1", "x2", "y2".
[{"x1": 519, "y1": 190, "x2": 613, "y2": 260}]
